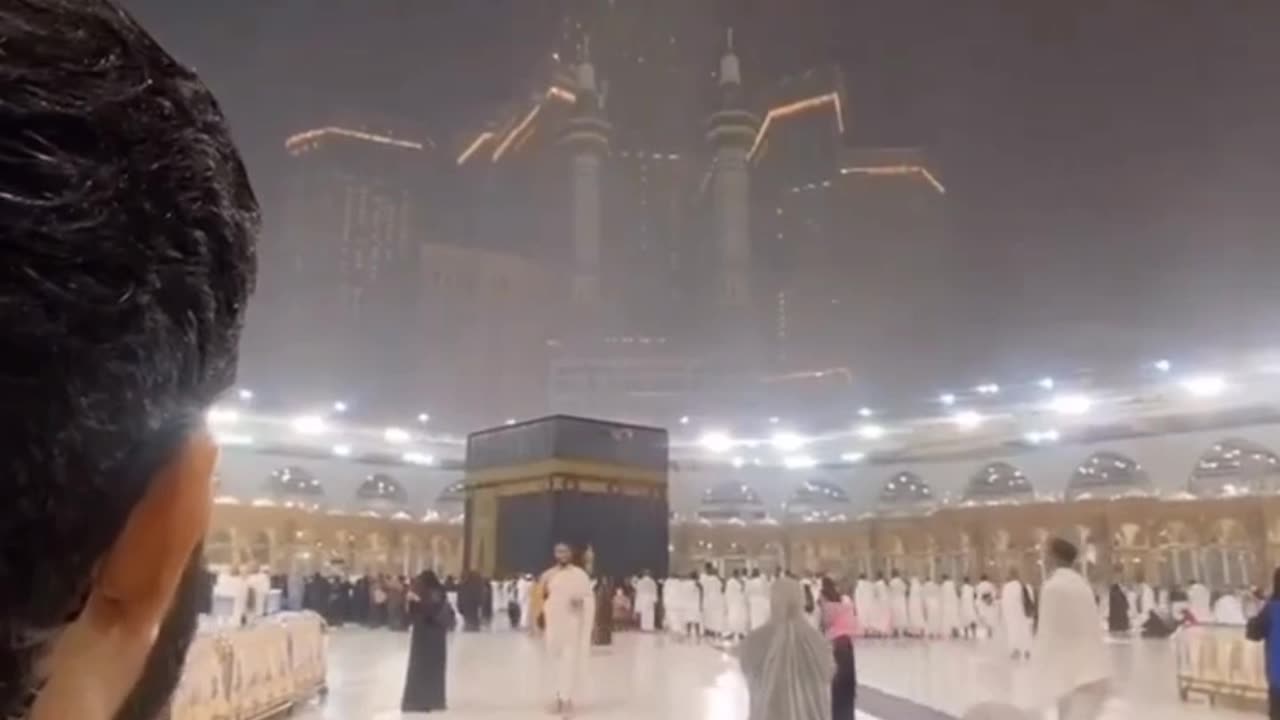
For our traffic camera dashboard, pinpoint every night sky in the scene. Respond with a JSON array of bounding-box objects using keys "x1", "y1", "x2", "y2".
[{"x1": 123, "y1": 0, "x2": 1280, "y2": 381}]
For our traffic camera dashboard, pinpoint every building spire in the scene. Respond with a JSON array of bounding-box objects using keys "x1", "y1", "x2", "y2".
[
  {"x1": 577, "y1": 34, "x2": 597, "y2": 94},
  {"x1": 720, "y1": 26, "x2": 741, "y2": 87}
]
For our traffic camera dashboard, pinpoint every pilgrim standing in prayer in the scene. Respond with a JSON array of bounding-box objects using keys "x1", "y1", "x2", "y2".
[
  {"x1": 820, "y1": 577, "x2": 858, "y2": 720},
  {"x1": 726, "y1": 569, "x2": 750, "y2": 639},
  {"x1": 960, "y1": 577, "x2": 978, "y2": 638},
  {"x1": 872, "y1": 573, "x2": 892, "y2": 637},
  {"x1": 975, "y1": 575, "x2": 998, "y2": 637},
  {"x1": 517, "y1": 574, "x2": 534, "y2": 629},
  {"x1": 853, "y1": 575, "x2": 874, "y2": 638},
  {"x1": 739, "y1": 577, "x2": 836, "y2": 720},
  {"x1": 907, "y1": 577, "x2": 927, "y2": 637},
  {"x1": 940, "y1": 575, "x2": 961, "y2": 638},
  {"x1": 701, "y1": 564, "x2": 726, "y2": 639},
  {"x1": 747, "y1": 568, "x2": 771, "y2": 630},
  {"x1": 1030, "y1": 539, "x2": 1110, "y2": 720},
  {"x1": 665, "y1": 575, "x2": 688, "y2": 639},
  {"x1": 888, "y1": 571, "x2": 909, "y2": 637},
  {"x1": 1001, "y1": 570, "x2": 1034, "y2": 660},
  {"x1": 634, "y1": 571, "x2": 659, "y2": 632},
  {"x1": 923, "y1": 577, "x2": 943, "y2": 638},
  {"x1": 541, "y1": 543, "x2": 595, "y2": 716},
  {"x1": 401, "y1": 571, "x2": 452, "y2": 713},
  {"x1": 1188, "y1": 579, "x2": 1212, "y2": 622}
]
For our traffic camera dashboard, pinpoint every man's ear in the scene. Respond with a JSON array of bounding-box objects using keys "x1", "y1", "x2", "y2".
[
  {"x1": 30, "y1": 431, "x2": 217, "y2": 720},
  {"x1": 95, "y1": 431, "x2": 217, "y2": 630}
]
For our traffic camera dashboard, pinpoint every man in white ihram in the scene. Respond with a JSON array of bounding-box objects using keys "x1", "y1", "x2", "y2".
[
  {"x1": 1001, "y1": 569, "x2": 1033, "y2": 660},
  {"x1": 634, "y1": 570, "x2": 659, "y2": 632},
  {"x1": 541, "y1": 543, "x2": 595, "y2": 715},
  {"x1": 1029, "y1": 538, "x2": 1111, "y2": 720}
]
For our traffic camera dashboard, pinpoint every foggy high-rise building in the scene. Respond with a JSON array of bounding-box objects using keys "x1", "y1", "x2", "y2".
[{"x1": 266, "y1": 123, "x2": 438, "y2": 407}]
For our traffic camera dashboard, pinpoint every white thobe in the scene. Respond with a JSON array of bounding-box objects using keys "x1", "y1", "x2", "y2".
[
  {"x1": 214, "y1": 573, "x2": 248, "y2": 627},
  {"x1": 490, "y1": 581, "x2": 505, "y2": 626},
  {"x1": 1188, "y1": 583, "x2": 1212, "y2": 622},
  {"x1": 923, "y1": 580, "x2": 942, "y2": 636},
  {"x1": 701, "y1": 574, "x2": 725, "y2": 634},
  {"x1": 853, "y1": 580, "x2": 874, "y2": 636},
  {"x1": 889, "y1": 576, "x2": 909, "y2": 632},
  {"x1": 940, "y1": 579, "x2": 961, "y2": 636},
  {"x1": 872, "y1": 580, "x2": 892, "y2": 635},
  {"x1": 725, "y1": 578, "x2": 749, "y2": 635},
  {"x1": 960, "y1": 582, "x2": 978, "y2": 628},
  {"x1": 248, "y1": 571, "x2": 271, "y2": 619},
  {"x1": 517, "y1": 577, "x2": 534, "y2": 629},
  {"x1": 746, "y1": 575, "x2": 771, "y2": 630},
  {"x1": 542, "y1": 565, "x2": 594, "y2": 704},
  {"x1": 1213, "y1": 594, "x2": 1247, "y2": 625},
  {"x1": 907, "y1": 579, "x2": 927, "y2": 635},
  {"x1": 1001, "y1": 580, "x2": 1033, "y2": 655},
  {"x1": 634, "y1": 576, "x2": 658, "y2": 632},
  {"x1": 1029, "y1": 568, "x2": 1110, "y2": 716}
]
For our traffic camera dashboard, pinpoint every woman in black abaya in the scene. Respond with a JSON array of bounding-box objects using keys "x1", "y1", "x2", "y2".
[{"x1": 402, "y1": 571, "x2": 453, "y2": 713}]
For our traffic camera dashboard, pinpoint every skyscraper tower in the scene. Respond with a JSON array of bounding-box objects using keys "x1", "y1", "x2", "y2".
[
  {"x1": 561, "y1": 39, "x2": 611, "y2": 310},
  {"x1": 706, "y1": 30, "x2": 759, "y2": 339}
]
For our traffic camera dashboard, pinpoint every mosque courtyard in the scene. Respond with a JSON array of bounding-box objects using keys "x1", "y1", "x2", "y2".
[{"x1": 293, "y1": 627, "x2": 1247, "y2": 719}]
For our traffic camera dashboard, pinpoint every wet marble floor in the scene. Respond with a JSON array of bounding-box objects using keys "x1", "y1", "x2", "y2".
[{"x1": 293, "y1": 628, "x2": 1252, "y2": 719}]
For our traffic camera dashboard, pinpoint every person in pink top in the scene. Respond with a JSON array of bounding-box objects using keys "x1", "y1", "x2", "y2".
[{"x1": 820, "y1": 577, "x2": 858, "y2": 720}]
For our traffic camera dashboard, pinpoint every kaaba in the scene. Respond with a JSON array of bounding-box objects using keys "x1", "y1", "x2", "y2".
[{"x1": 462, "y1": 415, "x2": 669, "y2": 579}]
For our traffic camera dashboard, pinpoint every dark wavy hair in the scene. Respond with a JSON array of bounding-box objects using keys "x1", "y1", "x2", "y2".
[{"x1": 0, "y1": 0, "x2": 258, "y2": 713}]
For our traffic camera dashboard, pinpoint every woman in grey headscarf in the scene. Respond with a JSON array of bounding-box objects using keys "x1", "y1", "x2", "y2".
[{"x1": 739, "y1": 576, "x2": 835, "y2": 720}]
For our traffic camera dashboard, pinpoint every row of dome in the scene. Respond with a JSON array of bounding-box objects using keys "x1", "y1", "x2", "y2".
[{"x1": 251, "y1": 439, "x2": 1280, "y2": 516}]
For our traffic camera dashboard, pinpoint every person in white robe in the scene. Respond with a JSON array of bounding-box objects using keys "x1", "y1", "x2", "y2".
[
  {"x1": 975, "y1": 575, "x2": 999, "y2": 639},
  {"x1": 248, "y1": 566, "x2": 271, "y2": 620},
  {"x1": 746, "y1": 569, "x2": 771, "y2": 631},
  {"x1": 1213, "y1": 590, "x2": 1247, "y2": 625},
  {"x1": 853, "y1": 574, "x2": 874, "y2": 637},
  {"x1": 907, "y1": 577, "x2": 927, "y2": 637},
  {"x1": 725, "y1": 570, "x2": 750, "y2": 639},
  {"x1": 960, "y1": 577, "x2": 978, "y2": 638},
  {"x1": 738, "y1": 577, "x2": 834, "y2": 720},
  {"x1": 923, "y1": 578, "x2": 943, "y2": 637},
  {"x1": 888, "y1": 570, "x2": 909, "y2": 637},
  {"x1": 1136, "y1": 578, "x2": 1156, "y2": 619},
  {"x1": 940, "y1": 575, "x2": 961, "y2": 638},
  {"x1": 213, "y1": 566, "x2": 249, "y2": 627},
  {"x1": 701, "y1": 566, "x2": 725, "y2": 638},
  {"x1": 1187, "y1": 580, "x2": 1212, "y2": 622},
  {"x1": 491, "y1": 579, "x2": 508, "y2": 628},
  {"x1": 872, "y1": 572, "x2": 892, "y2": 636},
  {"x1": 1029, "y1": 538, "x2": 1110, "y2": 720},
  {"x1": 541, "y1": 544, "x2": 595, "y2": 715},
  {"x1": 516, "y1": 574, "x2": 534, "y2": 629},
  {"x1": 634, "y1": 571, "x2": 659, "y2": 632},
  {"x1": 1001, "y1": 570, "x2": 1033, "y2": 659}
]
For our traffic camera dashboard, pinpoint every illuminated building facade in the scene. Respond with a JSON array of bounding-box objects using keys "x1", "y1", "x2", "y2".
[
  {"x1": 267, "y1": 123, "x2": 444, "y2": 408},
  {"x1": 264, "y1": 4, "x2": 947, "y2": 426}
]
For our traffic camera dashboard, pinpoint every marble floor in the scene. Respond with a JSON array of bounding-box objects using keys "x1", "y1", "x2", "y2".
[{"x1": 293, "y1": 628, "x2": 1253, "y2": 719}]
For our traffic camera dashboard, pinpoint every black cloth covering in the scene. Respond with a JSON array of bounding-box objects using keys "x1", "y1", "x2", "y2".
[{"x1": 402, "y1": 572, "x2": 450, "y2": 713}]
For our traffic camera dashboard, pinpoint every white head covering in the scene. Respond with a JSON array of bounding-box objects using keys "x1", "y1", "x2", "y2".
[{"x1": 738, "y1": 577, "x2": 834, "y2": 720}]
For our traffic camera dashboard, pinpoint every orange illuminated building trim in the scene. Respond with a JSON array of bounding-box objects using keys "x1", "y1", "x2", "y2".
[
  {"x1": 484, "y1": 85, "x2": 578, "y2": 164},
  {"x1": 284, "y1": 127, "x2": 428, "y2": 152},
  {"x1": 840, "y1": 164, "x2": 946, "y2": 194},
  {"x1": 748, "y1": 92, "x2": 844, "y2": 161},
  {"x1": 456, "y1": 131, "x2": 495, "y2": 165}
]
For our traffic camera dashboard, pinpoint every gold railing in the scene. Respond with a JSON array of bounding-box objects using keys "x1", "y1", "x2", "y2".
[{"x1": 168, "y1": 611, "x2": 327, "y2": 720}]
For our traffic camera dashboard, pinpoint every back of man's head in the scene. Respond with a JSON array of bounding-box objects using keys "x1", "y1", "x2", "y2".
[
  {"x1": 0, "y1": 1, "x2": 256, "y2": 718},
  {"x1": 1049, "y1": 538, "x2": 1079, "y2": 569}
]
